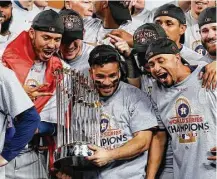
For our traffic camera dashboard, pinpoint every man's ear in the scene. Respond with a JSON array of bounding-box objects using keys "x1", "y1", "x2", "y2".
[
  {"x1": 89, "y1": 68, "x2": 94, "y2": 80},
  {"x1": 102, "y1": 0, "x2": 109, "y2": 8},
  {"x1": 64, "y1": 0, "x2": 70, "y2": 9},
  {"x1": 180, "y1": 24, "x2": 187, "y2": 35},
  {"x1": 175, "y1": 53, "x2": 181, "y2": 63},
  {"x1": 29, "y1": 28, "x2": 35, "y2": 40}
]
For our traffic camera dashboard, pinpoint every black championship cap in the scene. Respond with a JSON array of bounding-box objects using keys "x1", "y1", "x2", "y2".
[
  {"x1": 59, "y1": 9, "x2": 84, "y2": 43},
  {"x1": 145, "y1": 38, "x2": 189, "y2": 65},
  {"x1": 108, "y1": 1, "x2": 132, "y2": 23},
  {"x1": 198, "y1": 7, "x2": 216, "y2": 28},
  {"x1": 32, "y1": 9, "x2": 64, "y2": 34},
  {"x1": 154, "y1": 4, "x2": 186, "y2": 43},
  {"x1": 88, "y1": 44, "x2": 121, "y2": 67},
  {"x1": 133, "y1": 23, "x2": 167, "y2": 53},
  {"x1": 0, "y1": 1, "x2": 12, "y2": 7}
]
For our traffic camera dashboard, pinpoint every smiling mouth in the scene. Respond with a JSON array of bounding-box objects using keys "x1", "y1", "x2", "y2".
[
  {"x1": 195, "y1": 1, "x2": 208, "y2": 5},
  {"x1": 157, "y1": 73, "x2": 168, "y2": 83},
  {"x1": 207, "y1": 40, "x2": 217, "y2": 45},
  {"x1": 43, "y1": 50, "x2": 54, "y2": 57}
]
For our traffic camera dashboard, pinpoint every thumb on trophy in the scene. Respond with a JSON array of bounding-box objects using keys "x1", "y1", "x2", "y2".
[{"x1": 88, "y1": 144, "x2": 99, "y2": 151}]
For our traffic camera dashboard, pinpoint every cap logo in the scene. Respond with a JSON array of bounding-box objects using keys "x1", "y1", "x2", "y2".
[
  {"x1": 62, "y1": 15, "x2": 82, "y2": 30},
  {"x1": 93, "y1": 53, "x2": 100, "y2": 59},
  {"x1": 148, "y1": 52, "x2": 154, "y2": 57},
  {"x1": 171, "y1": 45, "x2": 177, "y2": 51},
  {"x1": 119, "y1": 1, "x2": 129, "y2": 8},
  {"x1": 134, "y1": 29, "x2": 157, "y2": 44},
  {"x1": 161, "y1": 10, "x2": 168, "y2": 14},
  {"x1": 205, "y1": 18, "x2": 211, "y2": 22},
  {"x1": 49, "y1": 27, "x2": 55, "y2": 32}
]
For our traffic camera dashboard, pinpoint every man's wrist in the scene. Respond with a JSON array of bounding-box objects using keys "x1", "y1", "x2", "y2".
[{"x1": 0, "y1": 155, "x2": 8, "y2": 167}]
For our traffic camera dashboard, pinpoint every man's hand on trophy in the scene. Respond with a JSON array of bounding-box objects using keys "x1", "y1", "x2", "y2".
[{"x1": 86, "y1": 145, "x2": 113, "y2": 167}]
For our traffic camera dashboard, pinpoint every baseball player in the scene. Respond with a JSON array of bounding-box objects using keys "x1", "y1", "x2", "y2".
[
  {"x1": 198, "y1": 7, "x2": 216, "y2": 63},
  {"x1": 2, "y1": 9, "x2": 65, "y2": 179},
  {"x1": 146, "y1": 38, "x2": 216, "y2": 179},
  {"x1": 0, "y1": 63, "x2": 40, "y2": 178},
  {"x1": 184, "y1": 0, "x2": 215, "y2": 54},
  {"x1": 56, "y1": 44, "x2": 158, "y2": 179},
  {"x1": 59, "y1": 9, "x2": 94, "y2": 77}
]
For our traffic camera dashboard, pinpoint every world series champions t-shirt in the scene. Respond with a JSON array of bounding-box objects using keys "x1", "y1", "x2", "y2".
[
  {"x1": 96, "y1": 81, "x2": 158, "y2": 179},
  {"x1": 151, "y1": 65, "x2": 216, "y2": 179}
]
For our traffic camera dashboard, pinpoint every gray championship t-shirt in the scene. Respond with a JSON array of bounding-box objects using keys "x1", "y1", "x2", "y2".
[
  {"x1": 96, "y1": 81, "x2": 158, "y2": 179},
  {"x1": 151, "y1": 65, "x2": 216, "y2": 179},
  {"x1": 141, "y1": 75, "x2": 173, "y2": 173},
  {"x1": 180, "y1": 45, "x2": 203, "y2": 65},
  {"x1": 200, "y1": 54, "x2": 216, "y2": 64},
  {"x1": 67, "y1": 42, "x2": 94, "y2": 77}
]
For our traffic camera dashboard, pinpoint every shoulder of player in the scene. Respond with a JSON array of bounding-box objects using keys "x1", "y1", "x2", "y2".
[
  {"x1": 120, "y1": 81, "x2": 147, "y2": 99},
  {"x1": 0, "y1": 64, "x2": 17, "y2": 84}
]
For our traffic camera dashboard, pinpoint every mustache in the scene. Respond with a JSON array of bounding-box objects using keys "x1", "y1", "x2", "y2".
[
  {"x1": 94, "y1": 79, "x2": 119, "y2": 88},
  {"x1": 204, "y1": 38, "x2": 216, "y2": 43}
]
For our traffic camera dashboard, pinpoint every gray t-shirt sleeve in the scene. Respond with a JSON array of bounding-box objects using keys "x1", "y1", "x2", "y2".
[
  {"x1": 129, "y1": 91, "x2": 158, "y2": 133},
  {"x1": 1, "y1": 67, "x2": 33, "y2": 118}
]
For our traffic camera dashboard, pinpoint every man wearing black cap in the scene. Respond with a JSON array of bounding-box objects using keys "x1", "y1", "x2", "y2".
[
  {"x1": 2, "y1": 9, "x2": 65, "y2": 179},
  {"x1": 153, "y1": 4, "x2": 217, "y2": 90},
  {"x1": 153, "y1": 4, "x2": 204, "y2": 64},
  {"x1": 198, "y1": 7, "x2": 216, "y2": 63},
  {"x1": 56, "y1": 44, "x2": 158, "y2": 179},
  {"x1": 131, "y1": 23, "x2": 174, "y2": 179},
  {"x1": 146, "y1": 37, "x2": 216, "y2": 179},
  {"x1": 184, "y1": 0, "x2": 215, "y2": 54},
  {"x1": 86, "y1": 44, "x2": 157, "y2": 179},
  {"x1": 59, "y1": 9, "x2": 94, "y2": 76}
]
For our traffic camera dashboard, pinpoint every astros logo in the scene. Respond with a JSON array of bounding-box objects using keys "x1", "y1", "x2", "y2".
[
  {"x1": 175, "y1": 97, "x2": 191, "y2": 118},
  {"x1": 25, "y1": 79, "x2": 40, "y2": 88},
  {"x1": 100, "y1": 114, "x2": 110, "y2": 133}
]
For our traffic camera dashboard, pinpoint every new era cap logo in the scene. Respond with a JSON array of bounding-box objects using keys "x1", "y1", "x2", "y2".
[
  {"x1": 148, "y1": 52, "x2": 154, "y2": 57},
  {"x1": 161, "y1": 10, "x2": 168, "y2": 14},
  {"x1": 93, "y1": 53, "x2": 100, "y2": 59},
  {"x1": 119, "y1": 1, "x2": 129, "y2": 8},
  {"x1": 205, "y1": 18, "x2": 211, "y2": 22},
  {"x1": 171, "y1": 46, "x2": 177, "y2": 51},
  {"x1": 49, "y1": 27, "x2": 55, "y2": 32}
]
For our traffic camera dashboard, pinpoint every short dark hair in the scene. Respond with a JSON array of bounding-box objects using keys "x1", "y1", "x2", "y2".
[{"x1": 88, "y1": 45, "x2": 121, "y2": 67}]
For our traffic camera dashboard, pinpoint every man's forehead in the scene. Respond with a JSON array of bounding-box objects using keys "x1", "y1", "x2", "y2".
[
  {"x1": 155, "y1": 16, "x2": 178, "y2": 22},
  {"x1": 36, "y1": 30, "x2": 62, "y2": 38},
  {"x1": 201, "y1": 22, "x2": 217, "y2": 29},
  {"x1": 92, "y1": 63, "x2": 119, "y2": 73},
  {"x1": 149, "y1": 54, "x2": 173, "y2": 62}
]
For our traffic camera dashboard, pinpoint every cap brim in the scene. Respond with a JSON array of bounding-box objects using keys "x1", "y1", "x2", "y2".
[
  {"x1": 108, "y1": 3, "x2": 132, "y2": 21},
  {"x1": 133, "y1": 44, "x2": 148, "y2": 53},
  {"x1": 62, "y1": 31, "x2": 83, "y2": 43}
]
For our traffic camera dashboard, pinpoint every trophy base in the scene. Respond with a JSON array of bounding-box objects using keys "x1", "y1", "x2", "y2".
[{"x1": 54, "y1": 143, "x2": 97, "y2": 172}]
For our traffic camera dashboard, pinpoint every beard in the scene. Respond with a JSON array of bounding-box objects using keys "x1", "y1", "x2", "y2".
[
  {"x1": 202, "y1": 39, "x2": 216, "y2": 56},
  {"x1": 1, "y1": 16, "x2": 12, "y2": 34}
]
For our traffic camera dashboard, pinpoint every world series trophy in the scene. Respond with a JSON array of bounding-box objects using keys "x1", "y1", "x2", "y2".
[{"x1": 53, "y1": 68, "x2": 101, "y2": 175}]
